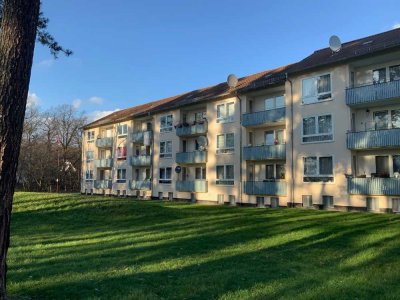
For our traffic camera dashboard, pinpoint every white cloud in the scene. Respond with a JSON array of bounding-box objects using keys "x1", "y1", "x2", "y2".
[
  {"x1": 393, "y1": 23, "x2": 400, "y2": 29},
  {"x1": 37, "y1": 58, "x2": 55, "y2": 68},
  {"x1": 87, "y1": 109, "x2": 120, "y2": 122},
  {"x1": 27, "y1": 93, "x2": 40, "y2": 107},
  {"x1": 72, "y1": 99, "x2": 82, "y2": 109},
  {"x1": 88, "y1": 96, "x2": 104, "y2": 105}
]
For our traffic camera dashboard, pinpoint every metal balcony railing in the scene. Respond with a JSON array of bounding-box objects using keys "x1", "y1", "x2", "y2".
[
  {"x1": 243, "y1": 144, "x2": 286, "y2": 160},
  {"x1": 346, "y1": 128, "x2": 400, "y2": 150},
  {"x1": 347, "y1": 177, "x2": 400, "y2": 196},
  {"x1": 176, "y1": 151, "x2": 207, "y2": 164},
  {"x1": 176, "y1": 180, "x2": 208, "y2": 193},
  {"x1": 243, "y1": 181, "x2": 287, "y2": 196},
  {"x1": 346, "y1": 80, "x2": 400, "y2": 106},
  {"x1": 242, "y1": 107, "x2": 285, "y2": 127}
]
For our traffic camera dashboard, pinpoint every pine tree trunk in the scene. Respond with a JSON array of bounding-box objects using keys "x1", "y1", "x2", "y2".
[{"x1": 0, "y1": 0, "x2": 40, "y2": 298}]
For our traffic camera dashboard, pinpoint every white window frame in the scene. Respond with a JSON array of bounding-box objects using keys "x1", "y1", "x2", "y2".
[
  {"x1": 85, "y1": 169, "x2": 94, "y2": 181},
  {"x1": 117, "y1": 146, "x2": 127, "y2": 159},
  {"x1": 216, "y1": 133, "x2": 234, "y2": 154},
  {"x1": 159, "y1": 167, "x2": 172, "y2": 184},
  {"x1": 302, "y1": 114, "x2": 334, "y2": 144},
  {"x1": 303, "y1": 155, "x2": 334, "y2": 183},
  {"x1": 216, "y1": 102, "x2": 235, "y2": 123},
  {"x1": 301, "y1": 73, "x2": 332, "y2": 104},
  {"x1": 264, "y1": 95, "x2": 285, "y2": 110},
  {"x1": 117, "y1": 124, "x2": 128, "y2": 136},
  {"x1": 160, "y1": 141, "x2": 172, "y2": 158},
  {"x1": 87, "y1": 130, "x2": 95, "y2": 142},
  {"x1": 86, "y1": 150, "x2": 94, "y2": 162},
  {"x1": 216, "y1": 164, "x2": 234, "y2": 185},
  {"x1": 195, "y1": 167, "x2": 206, "y2": 180},
  {"x1": 160, "y1": 114, "x2": 173, "y2": 133},
  {"x1": 117, "y1": 169, "x2": 127, "y2": 183}
]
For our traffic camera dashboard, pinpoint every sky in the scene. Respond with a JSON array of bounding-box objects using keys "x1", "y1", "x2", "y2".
[{"x1": 29, "y1": 0, "x2": 400, "y2": 121}]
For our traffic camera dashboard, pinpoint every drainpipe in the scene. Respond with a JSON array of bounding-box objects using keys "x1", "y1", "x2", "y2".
[
  {"x1": 236, "y1": 92, "x2": 244, "y2": 205},
  {"x1": 286, "y1": 73, "x2": 295, "y2": 207},
  {"x1": 149, "y1": 112, "x2": 155, "y2": 200}
]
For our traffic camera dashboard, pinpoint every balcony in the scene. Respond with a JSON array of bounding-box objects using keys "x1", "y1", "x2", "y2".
[
  {"x1": 176, "y1": 123, "x2": 208, "y2": 137},
  {"x1": 347, "y1": 177, "x2": 400, "y2": 196},
  {"x1": 94, "y1": 180, "x2": 112, "y2": 189},
  {"x1": 243, "y1": 181, "x2": 287, "y2": 196},
  {"x1": 95, "y1": 137, "x2": 113, "y2": 148},
  {"x1": 94, "y1": 159, "x2": 113, "y2": 168},
  {"x1": 347, "y1": 128, "x2": 400, "y2": 150},
  {"x1": 130, "y1": 155, "x2": 152, "y2": 167},
  {"x1": 176, "y1": 180, "x2": 208, "y2": 193},
  {"x1": 243, "y1": 144, "x2": 286, "y2": 160},
  {"x1": 242, "y1": 107, "x2": 285, "y2": 127},
  {"x1": 176, "y1": 151, "x2": 207, "y2": 164},
  {"x1": 130, "y1": 130, "x2": 153, "y2": 144},
  {"x1": 346, "y1": 80, "x2": 400, "y2": 106},
  {"x1": 129, "y1": 180, "x2": 151, "y2": 190}
]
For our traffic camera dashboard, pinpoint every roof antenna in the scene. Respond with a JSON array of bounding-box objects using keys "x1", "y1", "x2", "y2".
[
  {"x1": 329, "y1": 35, "x2": 342, "y2": 53},
  {"x1": 227, "y1": 74, "x2": 238, "y2": 88}
]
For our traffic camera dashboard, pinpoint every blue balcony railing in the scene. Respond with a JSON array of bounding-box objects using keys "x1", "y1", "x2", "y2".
[
  {"x1": 176, "y1": 151, "x2": 207, "y2": 164},
  {"x1": 130, "y1": 155, "x2": 152, "y2": 167},
  {"x1": 130, "y1": 130, "x2": 153, "y2": 144},
  {"x1": 176, "y1": 123, "x2": 208, "y2": 137},
  {"x1": 176, "y1": 180, "x2": 208, "y2": 193},
  {"x1": 243, "y1": 144, "x2": 286, "y2": 160},
  {"x1": 242, "y1": 107, "x2": 286, "y2": 127},
  {"x1": 243, "y1": 181, "x2": 287, "y2": 196},
  {"x1": 94, "y1": 159, "x2": 113, "y2": 168},
  {"x1": 347, "y1": 177, "x2": 400, "y2": 196},
  {"x1": 346, "y1": 80, "x2": 400, "y2": 106},
  {"x1": 129, "y1": 180, "x2": 151, "y2": 190},
  {"x1": 94, "y1": 180, "x2": 112, "y2": 189},
  {"x1": 347, "y1": 128, "x2": 400, "y2": 150},
  {"x1": 95, "y1": 137, "x2": 113, "y2": 148}
]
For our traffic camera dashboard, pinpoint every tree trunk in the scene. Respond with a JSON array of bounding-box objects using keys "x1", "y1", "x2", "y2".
[{"x1": 0, "y1": 0, "x2": 40, "y2": 298}]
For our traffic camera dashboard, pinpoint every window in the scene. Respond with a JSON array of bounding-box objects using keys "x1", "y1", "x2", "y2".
[
  {"x1": 322, "y1": 195, "x2": 334, "y2": 208},
  {"x1": 160, "y1": 114, "x2": 173, "y2": 132},
  {"x1": 160, "y1": 141, "x2": 172, "y2": 158},
  {"x1": 373, "y1": 111, "x2": 389, "y2": 130},
  {"x1": 271, "y1": 197, "x2": 279, "y2": 208},
  {"x1": 265, "y1": 164, "x2": 285, "y2": 180},
  {"x1": 392, "y1": 110, "x2": 400, "y2": 128},
  {"x1": 195, "y1": 112, "x2": 206, "y2": 122},
  {"x1": 216, "y1": 133, "x2": 234, "y2": 154},
  {"x1": 85, "y1": 170, "x2": 94, "y2": 180},
  {"x1": 195, "y1": 167, "x2": 206, "y2": 180},
  {"x1": 393, "y1": 156, "x2": 400, "y2": 174},
  {"x1": 302, "y1": 195, "x2": 313, "y2": 207},
  {"x1": 373, "y1": 68, "x2": 386, "y2": 84},
  {"x1": 117, "y1": 124, "x2": 128, "y2": 136},
  {"x1": 86, "y1": 151, "x2": 94, "y2": 162},
  {"x1": 366, "y1": 197, "x2": 379, "y2": 211},
  {"x1": 117, "y1": 146, "x2": 127, "y2": 159},
  {"x1": 376, "y1": 156, "x2": 389, "y2": 176},
  {"x1": 217, "y1": 102, "x2": 234, "y2": 123},
  {"x1": 392, "y1": 198, "x2": 400, "y2": 213},
  {"x1": 303, "y1": 156, "x2": 333, "y2": 182},
  {"x1": 87, "y1": 131, "x2": 95, "y2": 142},
  {"x1": 390, "y1": 65, "x2": 400, "y2": 81},
  {"x1": 302, "y1": 115, "x2": 333, "y2": 143},
  {"x1": 159, "y1": 167, "x2": 172, "y2": 184},
  {"x1": 276, "y1": 164, "x2": 285, "y2": 179},
  {"x1": 117, "y1": 169, "x2": 126, "y2": 183},
  {"x1": 265, "y1": 95, "x2": 285, "y2": 110},
  {"x1": 216, "y1": 165, "x2": 234, "y2": 185},
  {"x1": 302, "y1": 74, "x2": 331, "y2": 104},
  {"x1": 265, "y1": 165, "x2": 274, "y2": 179}
]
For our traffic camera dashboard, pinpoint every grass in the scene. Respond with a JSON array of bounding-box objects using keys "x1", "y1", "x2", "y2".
[{"x1": 7, "y1": 192, "x2": 400, "y2": 299}]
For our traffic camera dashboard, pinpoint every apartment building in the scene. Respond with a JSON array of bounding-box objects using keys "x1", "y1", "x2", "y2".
[{"x1": 82, "y1": 28, "x2": 400, "y2": 213}]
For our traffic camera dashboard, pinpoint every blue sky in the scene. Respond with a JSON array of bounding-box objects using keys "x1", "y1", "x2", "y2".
[{"x1": 29, "y1": 0, "x2": 400, "y2": 120}]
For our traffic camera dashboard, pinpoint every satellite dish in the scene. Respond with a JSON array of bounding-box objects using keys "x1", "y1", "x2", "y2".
[
  {"x1": 227, "y1": 74, "x2": 238, "y2": 88},
  {"x1": 197, "y1": 136, "x2": 208, "y2": 150},
  {"x1": 329, "y1": 35, "x2": 342, "y2": 52}
]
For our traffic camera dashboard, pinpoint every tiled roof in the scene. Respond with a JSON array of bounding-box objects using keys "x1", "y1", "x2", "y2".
[
  {"x1": 288, "y1": 27, "x2": 400, "y2": 74},
  {"x1": 84, "y1": 28, "x2": 400, "y2": 129}
]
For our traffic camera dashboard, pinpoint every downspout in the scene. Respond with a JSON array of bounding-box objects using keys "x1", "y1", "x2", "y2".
[
  {"x1": 149, "y1": 112, "x2": 155, "y2": 199},
  {"x1": 236, "y1": 92, "x2": 243, "y2": 205},
  {"x1": 286, "y1": 73, "x2": 295, "y2": 207}
]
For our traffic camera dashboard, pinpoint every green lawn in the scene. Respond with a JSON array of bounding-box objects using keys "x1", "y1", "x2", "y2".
[{"x1": 7, "y1": 192, "x2": 400, "y2": 299}]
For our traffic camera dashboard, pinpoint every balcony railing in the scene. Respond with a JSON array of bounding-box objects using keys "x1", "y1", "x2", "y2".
[
  {"x1": 347, "y1": 128, "x2": 400, "y2": 150},
  {"x1": 243, "y1": 181, "x2": 287, "y2": 196},
  {"x1": 130, "y1": 155, "x2": 152, "y2": 167},
  {"x1": 95, "y1": 137, "x2": 113, "y2": 148},
  {"x1": 176, "y1": 180, "x2": 208, "y2": 193},
  {"x1": 176, "y1": 151, "x2": 207, "y2": 164},
  {"x1": 94, "y1": 180, "x2": 112, "y2": 189},
  {"x1": 347, "y1": 177, "x2": 400, "y2": 196},
  {"x1": 176, "y1": 123, "x2": 208, "y2": 137},
  {"x1": 94, "y1": 159, "x2": 113, "y2": 168},
  {"x1": 242, "y1": 107, "x2": 286, "y2": 127},
  {"x1": 346, "y1": 80, "x2": 400, "y2": 106},
  {"x1": 129, "y1": 180, "x2": 151, "y2": 190},
  {"x1": 243, "y1": 144, "x2": 286, "y2": 160},
  {"x1": 130, "y1": 130, "x2": 153, "y2": 144}
]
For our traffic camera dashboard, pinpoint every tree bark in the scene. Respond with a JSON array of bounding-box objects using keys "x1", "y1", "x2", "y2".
[{"x1": 0, "y1": 0, "x2": 40, "y2": 298}]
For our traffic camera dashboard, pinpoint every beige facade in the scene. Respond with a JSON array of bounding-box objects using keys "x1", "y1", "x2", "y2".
[{"x1": 82, "y1": 29, "x2": 400, "y2": 213}]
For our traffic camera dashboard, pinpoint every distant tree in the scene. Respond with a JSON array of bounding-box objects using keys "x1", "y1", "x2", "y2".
[{"x1": 0, "y1": 1, "x2": 72, "y2": 297}]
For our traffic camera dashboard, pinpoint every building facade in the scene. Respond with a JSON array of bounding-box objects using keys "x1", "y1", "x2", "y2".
[{"x1": 82, "y1": 28, "x2": 400, "y2": 213}]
